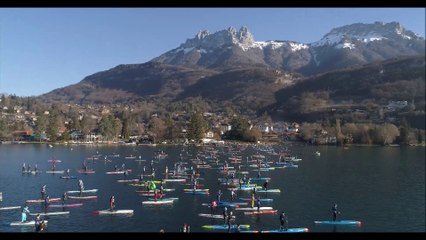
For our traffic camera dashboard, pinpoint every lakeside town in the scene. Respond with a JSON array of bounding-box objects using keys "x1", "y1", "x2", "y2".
[{"x1": 1, "y1": 95, "x2": 424, "y2": 147}]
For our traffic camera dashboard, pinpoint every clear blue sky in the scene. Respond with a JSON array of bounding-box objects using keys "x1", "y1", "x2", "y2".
[{"x1": 0, "y1": 8, "x2": 424, "y2": 97}]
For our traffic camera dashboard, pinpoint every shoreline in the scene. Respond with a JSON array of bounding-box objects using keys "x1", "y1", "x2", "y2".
[{"x1": 1, "y1": 140, "x2": 424, "y2": 147}]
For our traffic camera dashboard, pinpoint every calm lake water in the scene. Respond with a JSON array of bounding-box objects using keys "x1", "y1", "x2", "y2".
[{"x1": 0, "y1": 143, "x2": 424, "y2": 232}]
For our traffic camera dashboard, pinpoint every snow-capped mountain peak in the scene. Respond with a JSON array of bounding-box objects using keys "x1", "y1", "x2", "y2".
[{"x1": 312, "y1": 21, "x2": 422, "y2": 48}]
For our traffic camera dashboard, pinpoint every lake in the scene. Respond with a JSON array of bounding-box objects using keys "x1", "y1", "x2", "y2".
[{"x1": 0, "y1": 143, "x2": 424, "y2": 232}]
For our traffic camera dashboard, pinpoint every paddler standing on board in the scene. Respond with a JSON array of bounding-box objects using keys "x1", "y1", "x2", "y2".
[
  {"x1": 44, "y1": 195, "x2": 50, "y2": 213},
  {"x1": 22, "y1": 163, "x2": 26, "y2": 172},
  {"x1": 332, "y1": 203, "x2": 339, "y2": 221},
  {"x1": 109, "y1": 196, "x2": 115, "y2": 212},
  {"x1": 251, "y1": 193, "x2": 255, "y2": 208},
  {"x1": 34, "y1": 164, "x2": 38, "y2": 173},
  {"x1": 21, "y1": 204, "x2": 30, "y2": 222},
  {"x1": 62, "y1": 192, "x2": 68, "y2": 205},
  {"x1": 280, "y1": 211, "x2": 288, "y2": 230},
  {"x1": 41, "y1": 185, "x2": 47, "y2": 199},
  {"x1": 78, "y1": 179, "x2": 84, "y2": 193}
]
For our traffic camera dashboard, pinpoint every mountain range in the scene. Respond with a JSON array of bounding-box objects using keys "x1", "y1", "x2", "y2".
[{"x1": 40, "y1": 21, "x2": 425, "y2": 120}]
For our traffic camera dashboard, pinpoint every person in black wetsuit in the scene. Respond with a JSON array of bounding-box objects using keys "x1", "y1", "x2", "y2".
[
  {"x1": 280, "y1": 211, "x2": 288, "y2": 230},
  {"x1": 332, "y1": 203, "x2": 339, "y2": 221},
  {"x1": 110, "y1": 196, "x2": 115, "y2": 212},
  {"x1": 263, "y1": 181, "x2": 268, "y2": 191},
  {"x1": 256, "y1": 196, "x2": 261, "y2": 212}
]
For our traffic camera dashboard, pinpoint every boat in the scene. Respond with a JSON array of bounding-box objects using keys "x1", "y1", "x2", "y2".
[
  {"x1": 315, "y1": 151, "x2": 321, "y2": 156},
  {"x1": 10, "y1": 220, "x2": 48, "y2": 226},
  {"x1": 47, "y1": 203, "x2": 83, "y2": 208},
  {"x1": 142, "y1": 199, "x2": 174, "y2": 205},
  {"x1": 0, "y1": 206, "x2": 21, "y2": 211},
  {"x1": 94, "y1": 209, "x2": 134, "y2": 215},
  {"x1": 67, "y1": 195, "x2": 97, "y2": 200},
  {"x1": 29, "y1": 211, "x2": 69, "y2": 216},
  {"x1": 244, "y1": 210, "x2": 277, "y2": 215},
  {"x1": 202, "y1": 224, "x2": 250, "y2": 230},
  {"x1": 314, "y1": 220, "x2": 362, "y2": 225},
  {"x1": 66, "y1": 189, "x2": 98, "y2": 194}
]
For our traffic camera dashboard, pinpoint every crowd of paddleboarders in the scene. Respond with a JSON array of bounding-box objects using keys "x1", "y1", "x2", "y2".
[{"x1": 8, "y1": 144, "x2": 360, "y2": 232}]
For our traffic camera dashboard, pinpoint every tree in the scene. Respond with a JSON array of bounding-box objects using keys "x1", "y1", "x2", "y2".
[
  {"x1": 335, "y1": 118, "x2": 344, "y2": 146},
  {"x1": 35, "y1": 114, "x2": 48, "y2": 136},
  {"x1": 148, "y1": 117, "x2": 166, "y2": 144},
  {"x1": 99, "y1": 115, "x2": 116, "y2": 141},
  {"x1": 187, "y1": 112, "x2": 207, "y2": 141},
  {"x1": 80, "y1": 115, "x2": 96, "y2": 135},
  {"x1": 113, "y1": 118, "x2": 123, "y2": 141},
  {"x1": 398, "y1": 118, "x2": 410, "y2": 145},
  {"x1": 243, "y1": 128, "x2": 262, "y2": 142},
  {"x1": 47, "y1": 113, "x2": 59, "y2": 142},
  {"x1": 226, "y1": 117, "x2": 250, "y2": 141}
]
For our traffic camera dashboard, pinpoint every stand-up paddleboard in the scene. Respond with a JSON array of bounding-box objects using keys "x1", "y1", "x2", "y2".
[
  {"x1": 117, "y1": 179, "x2": 140, "y2": 183},
  {"x1": 202, "y1": 202, "x2": 240, "y2": 207},
  {"x1": 261, "y1": 228, "x2": 309, "y2": 233},
  {"x1": 256, "y1": 189, "x2": 281, "y2": 193},
  {"x1": 94, "y1": 209, "x2": 134, "y2": 215},
  {"x1": 22, "y1": 170, "x2": 41, "y2": 174},
  {"x1": 66, "y1": 189, "x2": 98, "y2": 194},
  {"x1": 148, "y1": 197, "x2": 178, "y2": 201},
  {"x1": 198, "y1": 213, "x2": 236, "y2": 219},
  {"x1": 48, "y1": 203, "x2": 83, "y2": 208},
  {"x1": 239, "y1": 198, "x2": 273, "y2": 202},
  {"x1": 142, "y1": 199, "x2": 174, "y2": 205},
  {"x1": 163, "y1": 178, "x2": 186, "y2": 182},
  {"x1": 314, "y1": 220, "x2": 362, "y2": 225},
  {"x1": 235, "y1": 207, "x2": 273, "y2": 211},
  {"x1": 244, "y1": 210, "x2": 277, "y2": 215},
  {"x1": 241, "y1": 228, "x2": 309, "y2": 233},
  {"x1": 249, "y1": 177, "x2": 271, "y2": 181},
  {"x1": 60, "y1": 176, "x2": 77, "y2": 179},
  {"x1": 0, "y1": 206, "x2": 21, "y2": 211},
  {"x1": 26, "y1": 198, "x2": 61, "y2": 203},
  {"x1": 202, "y1": 224, "x2": 250, "y2": 230},
  {"x1": 184, "y1": 191, "x2": 209, "y2": 195},
  {"x1": 46, "y1": 170, "x2": 65, "y2": 174},
  {"x1": 48, "y1": 159, "x2": 61, "y2": 162},
  {"x1": 78, "y1": 169, "x2": 95, "y2": 174},
  {"x1": 10, "y1": 220, "x2": 48, "y2": 226},
  {"x1": 139, "y1": 193, "x2": 166, "y2": 197},
  {"x1": 183, "y1": 188, "x2": 209, "y2": 192},
  {"x1": 30, "y1": 211, "x2": 69, "y2": 216},
  {"x1": 67, "y1": 195, "x2": 97, "y2": 200}
]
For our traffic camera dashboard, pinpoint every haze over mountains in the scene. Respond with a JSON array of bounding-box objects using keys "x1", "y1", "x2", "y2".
[{"x1": 40, "y1": 21, "x2": 425, "y2": 120}]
